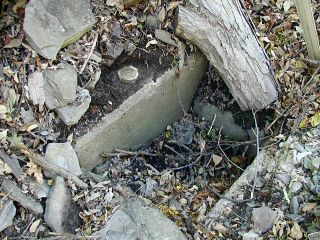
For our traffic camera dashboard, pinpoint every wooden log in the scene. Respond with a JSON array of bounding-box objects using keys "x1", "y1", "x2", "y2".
[{"x1": 175, "y1": 0, "x2": 279, "y2": 110}]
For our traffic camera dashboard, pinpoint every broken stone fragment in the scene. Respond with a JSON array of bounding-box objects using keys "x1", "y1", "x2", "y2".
[
  {"x1": 55, "y1": 88, "x2": 91, "y2": 125},
  {"x1": 0, "y1": 200, "x2": 16, "y2": 232},
  {"x1": 252, "y1": 206, "x2": 276, "y2": 233},
  {"x1": 94, "y1": 197, "x2": 186, "y2": 239},
  {"x1": 44, "y1": 64, "x2": 77, "y2": 110},
  {"x1": 29, "y1": 178, "x2": 51, "y2": 199},
  {"x1": 24, "y1": 0, "x2": 96, "y2": 60},
  {"x1": 44, "y1": 176, "x2": 81, "y2": 233},
  {"x1": 118, "y1": 66, "x2": 139, "y2": 83},
  {"x1": 145, "y1": 15, "x2": 161, "y2": 29},
  {"x1": 1, "y1": 180, "x2": 43, "y2": 214},
  {"x1": 45, "y1": 142, "x2": 82, "y2": 176}
]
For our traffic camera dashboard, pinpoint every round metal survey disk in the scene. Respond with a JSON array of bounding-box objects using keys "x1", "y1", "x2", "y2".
[{"x1": 117, "y1": 66, "x2": 139, "y2": 83}]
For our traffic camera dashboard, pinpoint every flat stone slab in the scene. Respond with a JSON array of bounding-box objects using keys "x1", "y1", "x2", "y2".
[
  {"x1": 24, "y1": 0, "x2": 95, "y2": 59},
  {"x1": 94, "y1": 197, "x2": 186, "y2": 240},
  {"x1": 75, "y1": 52, "x2": 208, "y2": 169}
]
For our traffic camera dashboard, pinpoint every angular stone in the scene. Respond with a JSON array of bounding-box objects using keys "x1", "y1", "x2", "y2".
[
  {"x1": 2, "y1": 180, "x2": 43, "y2": 214},
  {"x1": 55, "y1": 88, "x2": 91, "y2": 125},
  {"x1": 29, "y1": 178, "x2": 51, "y2": 199},
  {"x1": 24, "y1": 0, "x2": 95, "y2": 59},
  {"x1": 0, "y1": 200, "x2": 16, "y2": 232},
  {"x1": 45, "y1": 142, "x2": 82, "y2": 176},
  {"x1": 94, "y1": 197, "x2": 186, "y2": 240},
  {"x1": 252, "y1": 206, "x2": 276, "y2": 233},
  {"x1": 44, "y1": 64, "x2": 77, "y2": 109},
  {"x1": 243, "y1": 231, "x2": 261, "y2": 240},
  {"x1": 75, "y1": 52, "x2": 208, "y2": 169},
  {"x1": 44, "y1": 176, "x2": 81, "y2": 233}
]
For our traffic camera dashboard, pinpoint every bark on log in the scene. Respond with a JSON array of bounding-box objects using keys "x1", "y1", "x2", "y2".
[{"x1": 175, "y1": 0, "x2": 279, "y2": 110}]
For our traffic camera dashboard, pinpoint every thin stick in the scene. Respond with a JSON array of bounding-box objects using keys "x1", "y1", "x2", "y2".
[
  {"x1": 208, "y1": 186, "x2": 252, "y2": 204},
  {"x1": 250, "y1": 109, "x2": 260, "y2": 199},
  {"x1": 217, "y1": 127, "x2": 244, "y2": 172},
  {"x1": 103, "y1": 148, "x2": 158, "y2": 157},
  {"x1": 79, "y1": 33, "x2": 98, "y2": 74},
  {"x1": 207, "y1": 114, "x2": 216, "y2": 135},
  {"x1": 164, "y1": 144, "x2": 185, "y2": 161},
  {"x1": 21, "y1": 148, "x2": 88, "y2": 189}
]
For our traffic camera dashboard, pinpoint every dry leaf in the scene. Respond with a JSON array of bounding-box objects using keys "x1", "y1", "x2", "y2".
[
  {"x1": 290, "y1": 222, "x2": 303, "y2": 239},
  {"x1": 310, "y1": 112, "x2": 320, "y2": 127},
  {"x1": 29, "y1": 219, "x2": 41, "y2": 233},
  {"x1": 0, "y1": 159, "x2": 12, "y2": 175},
  {"x1": 26, "y1": 160, "x2": 43, "y2": 183},
  {"x1": 4, "y1": 37, "x2": 23, "y2": 49},
  {"x1": 146, "y1": 39, "x2": 158, "y2": 48}
]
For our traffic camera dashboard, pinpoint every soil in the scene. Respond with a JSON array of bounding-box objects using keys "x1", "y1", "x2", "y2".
[{"x1": 69, "y1": 46, "x2": 174, "y2": 139}]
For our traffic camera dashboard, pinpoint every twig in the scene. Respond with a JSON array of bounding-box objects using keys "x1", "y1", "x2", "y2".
[
  {"x1": 21, "y1": 148, "x2": 88, "y2": 189},
  {"x1": 208, "y1": 186, "x2": 253, "y2": 204},
  {"x1": 217, "y1": 127, "x2": 244, "y2": 172},
  {"x1": 302, "y1": 64, "x2": 320, "y2": 92},
  {"x1": 164, "y1": 144, "x2": 185, "y2": 161},
  {"x1": 79, "y1": 33, "x2": 98, "y2": 74},
  {"x1": 101, "y1": 148, "x2": 158, "y2": 157},
  {"x1": 250, "y1": 109, "x2": 259, "y2": 199},
  {"x1": 169, "y1": 163, "x2": 195, "y2": 170},
  {"x1": 168, "y1": 140, "x2": 192, "y2": 152},
  {"x1": 207, "y1": 114, "x2": 216, "y2": 135},
  {"x1": 266, "y1": 104, "x2": 292, "y2": 131}
]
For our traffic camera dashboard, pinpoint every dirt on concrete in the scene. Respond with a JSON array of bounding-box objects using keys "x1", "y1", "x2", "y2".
[{"x1": 67, "y1": 46, "x2": 174, "y2": 139}]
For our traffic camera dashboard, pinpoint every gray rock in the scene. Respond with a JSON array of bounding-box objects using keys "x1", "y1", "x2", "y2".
[
  {"x1": 45, "y1": 142, "x2": 82, "y2": 176},
  {"x1": 145, "y1": 15, "x2": 161, "y2": 29},
  {"x1": 243, "y1": 231, "x2": 261, "y2": 240},
  {"x1": 44, "y1": 176, "x2": 81, "y2": 233},
  {"x1": 279, "y1": 162, "x2": 295, "y2": 173},
  {"x1": 24, "y1": 0, "x2": 95, "y2": 60},
  {"x1": 1, "y1": 180, "x2": 43, "y2": 214},
  {"x1": 55, "y1": 88, "x2": 91, "y2": 125},
  {"x1": 0, "y1": 200, "x2": 16, "y2": 232},
  {"x1": 29, "y1": 178, "x2": 51, "y2": 199},
  {"x1": 290, "y1": 196, "x2": 299, "y2": 215},
  {"x1": 44, "y1": 64, "x2": 77, "y2": 109},
  {"x1": 173, "y1": 120, "x2": 195, "y2": 145},
  {"x1": 308, "y1": 232, "x2": 320, "y2": 240},
  {"x1": 94, "y1": 197, "x2": 186, "y2": 240},
  {"x1": 252, "y1": 206, "x2": 276, "y2": 233},
  {"x1": 277, "y1": 173, "x2": 291, "y2": 185},
  {"x1": 290, "y1": 181, "x2": 303, "y2": 194}
]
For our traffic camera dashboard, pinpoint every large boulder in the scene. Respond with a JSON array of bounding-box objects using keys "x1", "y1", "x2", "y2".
[{"x1": 24, "y1": 0, "x2": 96, "y2": 59}]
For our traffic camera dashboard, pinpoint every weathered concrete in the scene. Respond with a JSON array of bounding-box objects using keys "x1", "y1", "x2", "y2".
[{"x1": 75, "y1": 52, "x2": 208, "y2": 169}]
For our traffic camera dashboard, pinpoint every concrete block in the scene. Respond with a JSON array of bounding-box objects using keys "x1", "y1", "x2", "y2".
[{"x1": 75, "y1": 52, "x2": 208, "y2": 169}]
